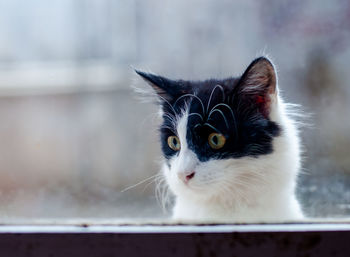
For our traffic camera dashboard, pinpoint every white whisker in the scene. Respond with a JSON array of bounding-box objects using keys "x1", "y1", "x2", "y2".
[
  {"x1": 141, "y1": 174, "x2": 163, "y2": 193},
  {"x1": 155, "y1": 176, "x2": 171, "y2": 213},
  {"x1": 209, "y1": 103, "x2": 238, "y2": 137},
  {"x1": 158, "y1": 95, "x2": 177, "y2": 115},
  {"x1": 207, "y1": 84, "x2": 225, "y2": 113},
  {"x1": 188, "y1": 112, "x2": 204, "y2": 121},
  {"x1": 173, "y1": 94, "x2": 192, "y2": 107},
  {"x1": 203, "y1": 122, "x2": 221, "y2": 133},
  {"x1": 208, "y1": 109, "x2": 229, "y2": 129},
  {"x1": 120, "y1": 174, "x2": 160, "y2": 193},
  {"x1": 193, "y1": 123, "x2": 202, "y2": 130},
  {"x1": 209, "y1": 103, "x2": 234, "y2": 120},
  {"x1": 174, "y1": 93, "x2": 205, "y2": 116}
]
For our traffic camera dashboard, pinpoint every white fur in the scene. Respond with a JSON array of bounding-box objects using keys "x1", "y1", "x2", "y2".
[{"x1": 162, "y1": 92, "x2": 304, "y2": 223}]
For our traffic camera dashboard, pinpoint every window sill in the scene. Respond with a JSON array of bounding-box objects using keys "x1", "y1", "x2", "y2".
[{"x1": 0, "y1": 222, "x2": 350, "y2": 256}]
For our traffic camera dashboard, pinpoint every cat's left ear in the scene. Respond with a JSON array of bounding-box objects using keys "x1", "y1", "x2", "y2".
[
  {"x1": 236, "y1": 57, "x2": 277, "y2": 117},
  {"x1": 135, "y1": 70, "x2": 190, "y2": 102}
]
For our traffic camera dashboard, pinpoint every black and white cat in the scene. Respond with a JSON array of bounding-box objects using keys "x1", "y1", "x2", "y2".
[{"x1": 136, "y1": 57, "x2": 303, "y2": 222}]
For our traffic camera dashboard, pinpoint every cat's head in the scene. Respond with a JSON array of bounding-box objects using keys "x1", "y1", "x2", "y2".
[{"x1": 136, "y1": 57, "x2": 299, "y2": 204}]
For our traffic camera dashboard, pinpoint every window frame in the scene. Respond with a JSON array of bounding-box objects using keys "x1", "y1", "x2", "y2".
[{"x1": 0, "y1": 223, "x2": 350, "y2": 256}]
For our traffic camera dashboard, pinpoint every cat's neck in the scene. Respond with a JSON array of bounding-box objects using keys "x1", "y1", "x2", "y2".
[{"x1": 172, "y1": 180, "x2": 303, "y2": 222}]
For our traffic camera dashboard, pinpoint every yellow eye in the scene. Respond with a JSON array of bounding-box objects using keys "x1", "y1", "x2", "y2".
[
  {"x1": 167, "y1": 136, "x2": 181, "y2": 151},
  {"x1": 208, "y1": 133, "x2": 226, "y2": 150}
]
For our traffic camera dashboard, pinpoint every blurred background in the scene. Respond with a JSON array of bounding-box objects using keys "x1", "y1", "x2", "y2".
[{"x1": 0, "y1": 0, "x2": 349, "y2": 221}]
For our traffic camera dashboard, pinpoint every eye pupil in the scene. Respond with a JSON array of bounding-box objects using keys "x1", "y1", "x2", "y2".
[
  {"x1": 167, "y1": 136, "x2": 181, "y2": 151},
  {"x1": 212, "y1": 135, "x2": 218, "y2": 145},
  {"x1": 208, "y1": 133, "x2": 226, "y2": 150}
]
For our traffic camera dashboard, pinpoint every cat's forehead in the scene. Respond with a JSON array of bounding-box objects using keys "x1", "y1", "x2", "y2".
[
  {"x1": 168, "y1": 79, "x2": 239, "y2": 140},
  {"x1": 171, "y1": 78, "x2": 239, "y2": 114},
  {"x1": 192, "y1": 78, "x2": 238, "y2": 100}
]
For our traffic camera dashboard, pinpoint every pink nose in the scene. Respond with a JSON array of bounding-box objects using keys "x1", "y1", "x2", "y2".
[{"x1": 178, "y1": 171, "x2": 195, "y2": 183}]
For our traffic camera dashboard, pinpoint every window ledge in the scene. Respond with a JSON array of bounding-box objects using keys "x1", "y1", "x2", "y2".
[
  {"x1": 0, "y1": 222, "x2": 350, "y2": 234},
  {"x1": 0, "y1": 222, "x2": 350, "y2": 256}
]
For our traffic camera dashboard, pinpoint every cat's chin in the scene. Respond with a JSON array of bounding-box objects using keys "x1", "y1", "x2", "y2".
[
  {"x1": 166, "y1": 178, "x2": 216, "y2": 201},
  {"x1": 166, "y1": 180, "x2": 233, "y2": 206}
]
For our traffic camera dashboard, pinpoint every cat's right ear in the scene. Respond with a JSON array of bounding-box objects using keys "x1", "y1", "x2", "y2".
[{"x1": 135, "y1": 70, "x2": 189, "y2": 103}]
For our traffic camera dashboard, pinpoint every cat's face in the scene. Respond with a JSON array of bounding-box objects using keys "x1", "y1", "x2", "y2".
[{"x1": 137, "y1": 57, "x2": 283, "y2": 201}]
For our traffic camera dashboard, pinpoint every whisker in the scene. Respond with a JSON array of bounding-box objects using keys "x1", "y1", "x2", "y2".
[
  {"x1": 120, "y1": 174, "x2": 160, "y2": 193},
  {"x1": 173, "y1": 94, "x2": 192, "y2": 107},
  {"x1": 141, "y1": 175, "x2": 163, "y2": 193},
  {"x1": 161, "y1": 181, "x2": 170, "y2": 212},
  {"x1": 203, "y1": 122, "x2": 221, "y2": 133},
  {"x1": 155, "y1": 177, "x2": 171, "y2": 213},
  {"x1": 188, "y1": 112, "x2": 204, "y2": 121},
  {"x1": 158, "y1": 95, "x2": 177, "y2": 115},
  {"x1": 155, "y1": 179, "x2": 164, "y2": 208},
  {"x1": 209, "y1": 103, "x2": 238, "y2": 138},
  {"x1": 174, "y1": 93, "x2": 205, "y2": 116},
  {"x1": 209, "y1": 103, "x2": 234, "y2": 120},
  {"x1": 208, "y1": 109, "x2": 229, "y2": 129},
  {"x1": 193, "y1": 123, "x2": 202, "y2": 130},
  {"x1": 207, "y1": 84, "x2": 225, "y2": 113}
]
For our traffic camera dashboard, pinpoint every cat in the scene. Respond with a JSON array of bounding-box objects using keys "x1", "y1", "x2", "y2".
[{"x1": 136, "y1": 56, "x2": 303, "y2": 222}]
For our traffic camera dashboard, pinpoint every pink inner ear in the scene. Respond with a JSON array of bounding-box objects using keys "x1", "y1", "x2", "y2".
[
  {"x1": 255, "y1": 95, "x2": 272, "y2": 118},
  {"x1": 256, "y1": 95, "x2": 265, "y2": 104}
]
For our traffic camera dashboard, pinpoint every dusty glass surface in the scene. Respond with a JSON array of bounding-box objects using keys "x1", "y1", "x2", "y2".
[{"x1": 0, "y1": 0, "x2": 349, "y2": 222}]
